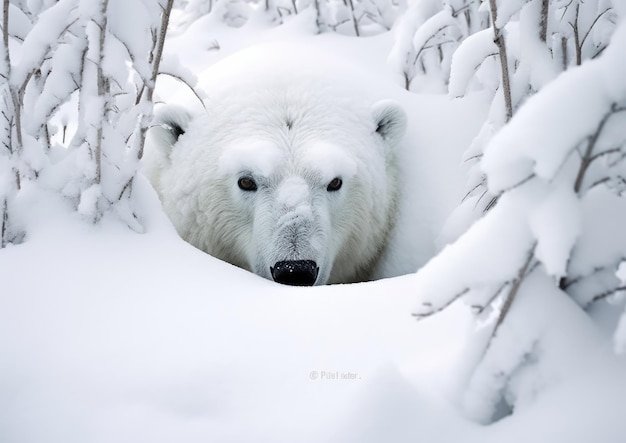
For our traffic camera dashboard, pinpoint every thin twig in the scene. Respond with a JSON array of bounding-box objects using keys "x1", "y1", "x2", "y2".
[
  {"x1": 134, "y1": 0, "x2": 174, "y2": 164},
  {"x1": 157, "y1": 71, "x2": 205, "y2": 110},
  {"x1": 588, "y1": 285, "x2": 626, "y2": 306},
  {"x1": 471, "y1": 281, "x2": 510, "y2": 315},
  {"x1": 539, "y1": 0, "x2": 549, "y2": 43},
  {"x1": 574, "y1": 104, "x2": 626, "y2": 194},
  {"x1": 1, "y1": 197, "x2": 7, "y2": 248},
  {"x1": 572, "y1": 3, "x2": 581, "y2": 66},
  {"x1": 580, "y1": 8, "x2": 613, "y2": 49},
  {"x1": 412, "y1": 288, "x2": 470, "y2": 319},
  {"x1": 483, "y1": 243, "x2": 536, "y2": 355},
  {"x1": 346, "y1": 0, "x2": 360, "y2": 36}
]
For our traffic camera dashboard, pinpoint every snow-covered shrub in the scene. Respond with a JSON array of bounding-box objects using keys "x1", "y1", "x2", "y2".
[
  {"x1": 324, "y1": 0, "x2": 406, "y2": 36},
  {"x1": 388, "y1": 0, "x2": 488, "y2": 92},
  {"x1": 414, "y1": 18, "x2": 626, "y2": 423},
  {"x1": 0, "y1": 0, "x2": 184, "y2": 244},
  {"x1": 172, "y1": 0, "x2": 404, "y2": 35},
  {"x1": 445, "y1": 0, "x2": 620, "y2": 238}
]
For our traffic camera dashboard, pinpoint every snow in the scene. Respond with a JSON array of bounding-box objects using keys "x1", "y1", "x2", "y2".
[
  {"x1": 481, "y1": 10, "x2": 626, "y2": 193},
  {"x1": 493, "y1": 0, "x2": 528, "y2": 29},
  {"x1": 3, "y1": 178, "x2": 626, "y2": 442},
  {"x1": 77, "y1": 183, "x2": 101, "y2": 217},
  {"x1": 449, "y1": 28, "x2": 497, "y2": 97},
  {"x1": 411, "y1": 8, "x2": 455, "y2": 54},
  {"x1": 412, "y1": 183, "x2": 537, "y2": 315},
  {"x1": 0, "y1": 180, "x2": 472, "y2": 443},
  {"x1": 11, "y1": 0, "x2": 77, "y2": 88},
  {"x1": 529, "y1": 183, "x2": 581, "y2": 279},
  {"x1": 2, "y1": 3, "x2": 626, "y2": 442},
  {"x1": 516, "y1": 0, "x2": 558, "y2": 90},
  {"x1": 482, "y1": 59, "x2": 609, "y2": 192}
]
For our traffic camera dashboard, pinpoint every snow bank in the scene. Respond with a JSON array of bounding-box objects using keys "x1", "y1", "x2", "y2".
[{"x1": 2, "y1": 174, "x2": 626, "y2": 443}]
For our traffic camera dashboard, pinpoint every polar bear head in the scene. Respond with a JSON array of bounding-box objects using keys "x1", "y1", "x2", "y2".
[{"x1": 143, "y1": 81, "x2": 406, "y2": 286}]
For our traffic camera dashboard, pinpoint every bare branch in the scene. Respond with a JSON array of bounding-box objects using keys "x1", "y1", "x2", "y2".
[
  {"x1": 574, "y1": 104, "x2": 626, "y2": 194},
  {"x1": 483, "y1": 195, "x2": 498, "y2": 212},
  {"x1": 580, "y1": 8, "x2": 613, "y2": 49},
  {"x1": 488, "y1": 0, "x2": 513, "y2": 121},
  {"x1": 1, "y1": 197, "x2": 7, "y2": 248},
  {"x1": 346, "y1": 0, "x2": 360, "y2": 36},
  {"x1": 563, "y1": 258, "x2": 626, "y2": 290},
  {"x1": 471, "y1": 281, "x2": 510, "y2": 315},
  {"x1": 449, "y1": 2, "x2": 474, "y2": 19},
  {"x1": 485, "y1": 243, "x2": 537, "y2": 348},
  {"x1": 157, "y1": 71, "x2": 205, "y2": 110},
  {"x1": 134, "y1": 0, "x2": 174, "y2": 162},
  {"x1": 589, "y1": 147, "x2": 621, "y2": 163},
  {"x1": 501, "y1": 173, "x2": 536, "y2": 193},
  {"x1": 94, "y1": 0, "x2": 110, "y2": 187},
  {"x1": 2, "y1": 0, "x2": 9, "y2": 58},
  {"x1": 539, "y1": 0, "x2": 549, "y2": 43},
  {"x1": 588, "y1": 286, "x2": 626, "y2": 306},
  {"x1": 412, "y1": 288, "x2": 470, "y2": 319},
  {"x1": 572, "y1": 4, "x2": 582, "y2": 66},
  {"x1": 412, "y1": 24, "x2": 455, "y2": 66},
  {"x1": 149, "y1": 0, "x2": 174, "y2": 103},
  {"x1": 474, "y1": 187, "x2": 490, "y2": 209},
  {"x1": 462, "y1": 180, "x2": 486, "y2": 202}
]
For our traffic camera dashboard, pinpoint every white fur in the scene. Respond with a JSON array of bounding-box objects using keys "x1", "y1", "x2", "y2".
[{"x1": 143, "y1": 77, "x2": 406, "y2": 285}]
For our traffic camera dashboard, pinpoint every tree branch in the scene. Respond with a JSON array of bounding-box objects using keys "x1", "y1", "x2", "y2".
[
  {"x1": 572, "y1": 3, "x2": 581, "y2": 66},
  {"x1": 135, "y1": 0, "x2": 174, "y2": 162},
  {"x1": 580, "y1": 8, "x2": 613, "y2": 50},
  {"x1": 157, "y1": 71, "x2": 205, "y2": 110},
  {"x1": 346, "y1": 0, "x2": 360, "y2": 36},
  {"x1": 471, "y1": 281, "x2": 510, "y2": 315},
  {"x1": 1, "y1": 197, "x2": 7, "y2": 248},
  {"x1": 2, "y1": 0, "x2": 9, "y2": 57},
  {"x1": 574, "y1": 104, "x2": 626, "y2": 194},
  {"x1": 588, "y1": 285, "x2": 626, "y2": 306},
  {"x1": 488, "y1": 0, "x2": 513, "y2": 121},
  {"x1": 412, "y1": 288, "x2": 470, "y2": 319},
  {"x1": 489, "y1": 243, "x2": 536, "y2": 341},
  {"x1": 539, "y1": 0, "x2": 549, "y2": 43}
]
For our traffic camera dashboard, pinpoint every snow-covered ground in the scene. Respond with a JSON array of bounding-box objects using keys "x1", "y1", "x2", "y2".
[{"x1": 2, "y1": 7, "x2": 626, "y2": 443}]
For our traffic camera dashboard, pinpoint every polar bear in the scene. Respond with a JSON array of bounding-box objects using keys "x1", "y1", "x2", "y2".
[{"x1": 143, "y1": 49, "x2": 407, "y2": 286}]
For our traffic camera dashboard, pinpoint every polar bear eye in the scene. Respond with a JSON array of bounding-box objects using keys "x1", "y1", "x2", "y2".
[
  {"x1": 327, "y1": 177, "x2": 343, "y2": 192},
  {"x1": 237, "y1": 177, "x2": 257, "y2": 191}
]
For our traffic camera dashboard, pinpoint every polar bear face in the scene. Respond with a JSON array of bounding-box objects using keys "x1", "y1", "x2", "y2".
[
  {"x1": 144, "y1": 83, "x2": 406, "y2": 286},
  {"x1": 218, "y1": 139, "x2": 362, "y2": 286}
]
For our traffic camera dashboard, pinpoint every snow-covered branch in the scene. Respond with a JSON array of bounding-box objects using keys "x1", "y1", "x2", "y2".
[
  {"x1": 0, "y1": 0, "x2": 181, "y2": 239},
  {"x1": 414, "y1": 12, "x2": 626, "y2": 422}
]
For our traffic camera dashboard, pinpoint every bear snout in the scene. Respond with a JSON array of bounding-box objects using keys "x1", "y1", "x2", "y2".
[{"x1": 270, "y1": 260, "x2": 319, "y2": 286}]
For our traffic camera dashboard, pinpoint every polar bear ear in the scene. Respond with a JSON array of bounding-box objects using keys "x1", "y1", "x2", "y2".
[
  {"x1": 372, "y1": 100, "x2": 407, "y2": 148},
  {"x1": 150, "y1": 105, "x2": 192, "y2": 160}
]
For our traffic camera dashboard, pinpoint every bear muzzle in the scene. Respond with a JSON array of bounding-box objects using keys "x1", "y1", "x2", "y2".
[{"x1": 270, "y1": 260, "x2": 319, "y2": 286}]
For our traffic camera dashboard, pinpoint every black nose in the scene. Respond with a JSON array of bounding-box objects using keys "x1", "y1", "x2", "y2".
[{"x1": 270, "y1": 260, "x2": 319, "y2": 286}]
